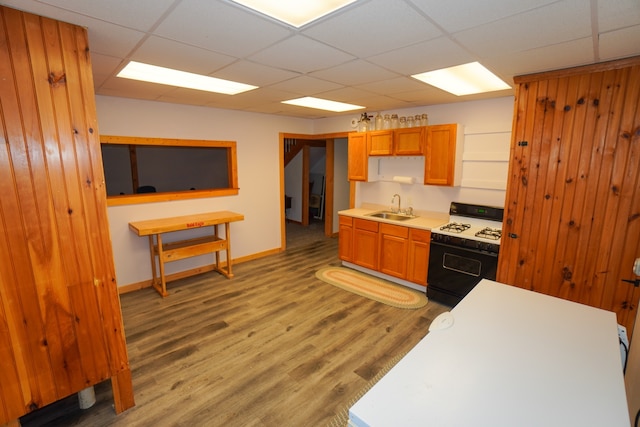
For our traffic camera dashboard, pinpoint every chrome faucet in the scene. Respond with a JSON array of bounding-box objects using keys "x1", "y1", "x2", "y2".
[{"x1": 392, "y1": 194, "x2": 401, "y2": 213}]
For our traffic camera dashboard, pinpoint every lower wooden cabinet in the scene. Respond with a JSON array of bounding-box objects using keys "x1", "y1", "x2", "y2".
[
  {"x1": 407, "y1": 229, "x2": 431, "y2": 286},
  {"x1": 379, "y1": 223, "x2": 409, "y2": 279},
  {"x1": 339, "y1": 215, "x2": 430, "y2": 287},
  {"x1": 338, "y1": 215, "x2": 353, "y2": 262},
  {"x1": 353, "y1": 218, "x2": 379, "y2": 270}
]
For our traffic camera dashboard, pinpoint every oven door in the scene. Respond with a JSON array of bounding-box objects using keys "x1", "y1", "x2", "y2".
[{"x1": 427, "y1": 240, "x2": 498, "y2": 306}]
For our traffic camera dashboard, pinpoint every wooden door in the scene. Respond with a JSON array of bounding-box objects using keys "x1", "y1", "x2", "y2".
[
  {"x1": 497, "y1": 57, "x2": 640, "y2": 335},
  {"x1": 0, "y1": 7, "x2": 133, "y2": 423},
  {"x1": 338, "y1": 216, "x2": 354, "y2": 262}
]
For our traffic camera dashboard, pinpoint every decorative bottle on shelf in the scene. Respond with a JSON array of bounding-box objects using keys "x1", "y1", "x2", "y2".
[
  {"x1": 420, "y1": 113, "x2": 429, "y2": 126},
  {"x1": 358, "y1": 112, "x2": 370, "y2": 132},
  {"x1": 399, "y1": 116, "x2": 406, "y2": 128},
  {"x1": 374, "y1": 113, "x2": 383, "y2": 131},
  {"x1": 391, "y1": 114, "x2": 398, "y2": 129}
]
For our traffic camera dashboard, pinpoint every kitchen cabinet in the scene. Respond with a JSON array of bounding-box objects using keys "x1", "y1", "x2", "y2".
[
  {"x1": 367, "y1": 128, "x2": 424, "y2": 156},
  {"x1": 368, "y1": 130, "x2": 394, "y2": 155},
  {"x1": 394, "y1": 127, "x2": 424, "y2": 155},
  {"x1": 0, "y1": 6, "x2": 134, "y2": 424},
  {"x1": 353, "y1": 218, "x2": 379, "y2": 270},
  {"x1": 338, "y1": 215, "x2": 354, "y2": 262},
  {"x1": 379, "y1": 223, "x2": 409, "y2": 279},
  {"x1": 339, "y1": 215, "x2": 430, "y2": 287},
  {"x1": 496, "y1": 57, "x2": 640, "y2": 336},
  {"x1": 347, "y1": 132, "x2": 368, "y2": 181},
  {"x1": 407, "y1": 228, "x2": 431, "y2": 286},
  {"x1": 424, "y1": 123, "x2": 463, "y2": 186}
]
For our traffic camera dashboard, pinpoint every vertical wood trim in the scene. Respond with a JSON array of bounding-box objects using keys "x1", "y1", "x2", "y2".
[{"x1": 325, "y1": 139, "x2": 335, "y2": 237}]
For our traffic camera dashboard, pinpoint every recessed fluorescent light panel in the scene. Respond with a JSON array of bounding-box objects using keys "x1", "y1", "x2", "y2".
[
  {"x1": 117, "y1": 61, "x2": 258, "y2": 95},
  {"x1": 412, "y1": 62, "x2": 511, "y2": 96},
  {"x1": 282, "y1": 97, "x2": 364, "y2": 112},
  {"x1": 231, "y1": 0, "x2": 357, "y2": 27}
]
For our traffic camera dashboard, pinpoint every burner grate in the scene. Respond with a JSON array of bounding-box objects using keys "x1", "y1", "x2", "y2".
[
  {"x1": 475, "y1": 227, "x2": 502, "y2": 240},
  {"x1": 440, "y1": 222, "x2": 471, "y2": 233}
]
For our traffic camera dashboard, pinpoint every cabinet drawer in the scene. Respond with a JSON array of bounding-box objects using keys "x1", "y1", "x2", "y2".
[
  {"x1": 409, "y1": 228, "x2": 431, "y2": 243},
  {"x1": 379, "y1": 223, "x2": 409, "y2": 238},
  {"x1": 354, "y1": 218, "x2": 379, "y2": 232},
  {"x1": 339, "y1": 215, "x2": 353, "y2": 226}
]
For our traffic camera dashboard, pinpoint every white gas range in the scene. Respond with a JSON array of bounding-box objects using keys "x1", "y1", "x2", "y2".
[{"x1": 427, "y1": 202, "x2": 504, "y2": 306}]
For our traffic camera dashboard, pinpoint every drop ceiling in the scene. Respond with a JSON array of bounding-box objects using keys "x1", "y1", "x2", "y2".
[{"x1": 4, "y1": 0, "x2": 640, "y2": 118}]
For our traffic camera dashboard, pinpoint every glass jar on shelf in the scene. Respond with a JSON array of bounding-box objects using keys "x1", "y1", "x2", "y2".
[
  {"x1": 358, "y1": 112, "x2": 370, "y2": 132},
  {"x1": 399, "y1": 116, "x2": 406, "y2": 128},
  {"x1": 390, "y1": 114, "x2": 399, "y2": 129},
  {"x1": 374, "y1": 113, "x2": 383, "y2": 131},
  {"x1": 420, "y1": 113, "x2": 429, "y2": 127},
  {"x1": 406, "y1": 116, "x2": 414, "y2": 128},
  {"x1": 383, "y1": 114, "x2": 391, "y2": 129}
]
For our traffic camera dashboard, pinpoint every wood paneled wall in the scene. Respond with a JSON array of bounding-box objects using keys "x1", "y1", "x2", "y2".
[
  {"x1": 498, "y1": 57, "x2": 640, "y2": 335},
  {"x1": 0, "y1": 6, "x2": 133, "y2": 423}
]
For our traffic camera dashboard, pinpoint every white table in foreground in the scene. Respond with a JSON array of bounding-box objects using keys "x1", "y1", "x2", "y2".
[{"x1": 349, "y1": 279, "x2": 629, "y2": 427}]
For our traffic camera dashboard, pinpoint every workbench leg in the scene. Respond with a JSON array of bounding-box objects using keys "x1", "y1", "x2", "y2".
[
  {"x1": 148, "y1": 235, "x2": 158, "y2": 288},
  {"x1": 225, "y1": 221, "x2": 234, "y2": 278},
  {"x1": 214, "y1": 224, "x2": 220, "y2": 272},
  {"x1": 155, "y1": 234, "x2": 169, "y2": 297}
]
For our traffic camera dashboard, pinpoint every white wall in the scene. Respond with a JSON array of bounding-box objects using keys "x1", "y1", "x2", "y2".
[
  {"x1": 97, "y1": 96, "x2": 312, "y2": 288},
  {"x1": 98, "y1": 95, "x2": 513, "y2": 288}
]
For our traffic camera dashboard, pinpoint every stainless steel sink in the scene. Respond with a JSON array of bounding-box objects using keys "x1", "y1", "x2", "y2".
[{"x1": 367, "y1": 211, "x2": 416, "y2": 221}]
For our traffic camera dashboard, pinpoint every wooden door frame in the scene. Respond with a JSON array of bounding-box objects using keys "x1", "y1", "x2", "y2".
[{"x1": 280, "y1": 132, "x2": 348, "y2": 250}]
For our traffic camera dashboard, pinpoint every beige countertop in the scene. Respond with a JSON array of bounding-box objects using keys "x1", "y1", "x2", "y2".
[{"x1": 338, "y1": 203, "x2": 449, "y2": 231}]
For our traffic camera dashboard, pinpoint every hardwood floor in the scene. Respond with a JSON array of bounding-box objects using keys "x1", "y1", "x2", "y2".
[{"x1": 21, "y1": 222, "x2": 448, "y2": 426}]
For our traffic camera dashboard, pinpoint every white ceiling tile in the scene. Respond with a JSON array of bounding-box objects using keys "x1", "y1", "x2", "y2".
[
  {"x1": 308, "y1": 60, "x2": 400, "y2": 86},
  {"x1": 367, "y1": 37, "x2": 475, "y2": 75},
  {"x1": 248, "y1": 35, "x2": 354, "y2": 73},
  {"x1": 90, "y1": 53, "x2": 124, "y2": 87},
  {"x1": 407, "y1": 0, "x2": 559, "y2": 33},
  {"x1": 214, "y1": 61, "x2": 300, "y2": 86},
  {"x1": 356, "y1": 76, "x2": 429, "y2": 95},
  {"x1": 599, "y1": 25, "x2": 640, "y2": 61},
  {"x1": 453, "y1": 0, "x2": 592, "y2": 57},
  {"x1": 34, "y1": 0, "x2": 176, "y2": 31},
  {"x1": 267, "y1": 76, "x2": 343, "y2": 95},
  {"x1": 598, "y1": 0, "x2": 640, "y2": 32},
  {"x1": 303, "y1": 0, "x2": 442, "y2": 57},
  {"x1": 154, "y1": 0, "x2": 292, "y2": 57},
  {"x1": 131, "y1": 36, "x2": 236, "y2": 75}
]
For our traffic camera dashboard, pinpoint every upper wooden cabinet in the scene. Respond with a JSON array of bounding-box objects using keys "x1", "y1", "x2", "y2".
[
  {"x1": 0, "y1": 6, "x2": 134, "y2": 423},
  {"x1": 424, "y1": 123, "x2": 463, "y2": 186},
  {"x1": 348, "y1": 132, "x2": 368, "y2": 181},
  {"x1": 367, "y1": 127, "x2": 425, "y2": 156},
  {"x1": 394, "y1": 127, "x2": 425, "y2": 155}
]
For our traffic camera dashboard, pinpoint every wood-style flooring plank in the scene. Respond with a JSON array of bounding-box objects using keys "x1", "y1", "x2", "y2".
[{"x1": 20, "y1": 223, "x2": 448, "y2": 426}]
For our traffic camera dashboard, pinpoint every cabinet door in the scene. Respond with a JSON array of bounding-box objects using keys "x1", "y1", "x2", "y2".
[
  {"x1": 394, "y1": 127, "x2": 424, "y2": 155},
  {"x1": 368, "y1": 130, "x2": 393, "y2": 156},
  {"x1": 424, "y1": 124, "x2": 458, "y2": 186},
  {"x1": 379, "y1": 223, "x2": 409, "y2": 279},
  {"x1": 407, "y1": 229, "x2": 431, "y2": 286},
  {"x1": 353, "y1": 219, "x2": 379, "y2": 270},
  {"x1": 348, "y1": 132, "x2": 368, "y2": 181},
  {"x1": 338, "y1": 216, "x2": 353, "y2": 262}
]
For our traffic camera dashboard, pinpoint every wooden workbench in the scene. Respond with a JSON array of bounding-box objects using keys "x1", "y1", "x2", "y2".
[{"x1": 129, "y1": 211, "x2": 244, "y2": 297}]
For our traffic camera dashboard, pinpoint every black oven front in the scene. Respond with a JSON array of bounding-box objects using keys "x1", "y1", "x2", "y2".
[{"x1": 427, "y1": 240, "x2": 498, "y2": 307}]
